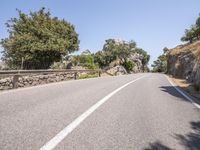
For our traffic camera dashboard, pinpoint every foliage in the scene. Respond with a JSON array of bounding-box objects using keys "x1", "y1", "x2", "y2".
[
  {"x1": 181, "y1": 14, "x2": 200, "y2": 43},
  {"x1": 133, "y1": 48, "x2": 150, "y2": 66},
  {"x1": 0, "y1": 65, "x2": 18, "y2": 70},
  {"x1": 94, "y1": 39, "x2": 150, "y2": 72},
  {"x1": 163, "y1": 47, "x2": 169, "y2": 53},
  {"x1": 79, "y1": 73, "x2": 98, "y2": 79},
  {"x1": 70, "y1": 54, "x2": 98, "y2": 69},
  {"x1": 102, "y1": 39, "x2": 136, "y2": 64},
  {"x1": 94, "y1": 51, "x2": 116, "y2": 67},
  {"x1": 192, "y1": 83, "x2": 200, "y2": 91},
  {"x1": 50, "y1": 62, "x2": 67, "y2": 69},
  {"x1": 1, "y1": 8, "x2": 79, "y2": 69},
  {"x1": 122, "y1": 60, "x2": 135, "y2": 73},
  {"x1": 151, "y1": 54, "x2": 167, "y2": 73}
]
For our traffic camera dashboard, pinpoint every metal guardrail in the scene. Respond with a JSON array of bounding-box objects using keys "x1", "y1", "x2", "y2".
[
  {"x1": 0, "y1": 69, "x2": 101, "y2": 75},
  {"x1": 0, "y1": 69, "x2": 101, "y2": 89}
]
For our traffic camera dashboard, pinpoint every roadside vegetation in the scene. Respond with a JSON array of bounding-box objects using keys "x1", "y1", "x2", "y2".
[
  {"x1": 181, "y1": 14, "x2": 200, "y2": 43},
  {"x1": 151, "y1": 47, "x2": 168, "y2": 73},
  {"x1": 94, "y1": 39, "x2": 150, "y2": 73},
  {"x1": 153, "y1": 13, "x2": 200, "y2": 74},
  {"x1": 79, "y1": 73, "x2": 98, "y2": 79},
  {"x1": 70, "y1": 54, "x2": 98, "y2": 70},
  {"x1": 0, "y1": 8, "x2": 150, "y2": 75},
  {"x1": 0, "y1": 8, "x2": 79, "y2": 69},
  {"x1": 171, "y1": 77, "x2": 200, "y2": 99},
  {"x1": 151, "y1": 13, "x2": 200, "y2": 100}
]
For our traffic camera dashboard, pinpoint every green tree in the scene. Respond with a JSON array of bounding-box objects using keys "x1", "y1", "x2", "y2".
[
  {"x1": 163, "y1": 47, "x2": 169, "y2": 54},
  {"x1": 94, "y1": 39, "x2": 150, "y2": 72},
  {"x1": 71, "y1": 54, "x2": 98, "y2": 69},
  {"x1": 103, "y1": 39, "x2": 136, "y2": 64},
  {"x1": 151, "y1": 54, "x2": 167, "y2": 73},
  {"x1": 1, "y1": 8, "x2": 79, "y2": 69},
  {"x1": 123, "y1": 60, "x2": 135, "y2": 73},
  {"x1": 94, "y1": 51, "x2": 112, "y2": 67},
  {"x1": 181, "y1": 14, "x2": 200, "y2": 43},
  {"x1": 133, "y1": 48, "x2": 150, "y2": 66},
  {"x1": 181, "y1": 28, "x2": 197, "y2": 43}
]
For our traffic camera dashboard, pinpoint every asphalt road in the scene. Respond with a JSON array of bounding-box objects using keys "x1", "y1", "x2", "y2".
[{"x1": 0, "y1": 73, "x2": 199, "y2": 150}]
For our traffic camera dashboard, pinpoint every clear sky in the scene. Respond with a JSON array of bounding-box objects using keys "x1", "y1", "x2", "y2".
[{"x1": 0, "y1": 0, "x2": 200, "y2": 66}]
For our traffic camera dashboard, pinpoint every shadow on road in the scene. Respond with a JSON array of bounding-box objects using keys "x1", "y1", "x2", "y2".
[
  {"x1": 159, "y1": 86, "x2": 189, "y2": 102},
  {"x1": 143, "y1": 141, "x2": 172, "y2": 150},
  {"x1": 144, "y1": 121, "x2": 200, "y2": 150},
  {"x1": 174, "y1": 121, "x2": 200, "y2": 150},
  {"x1": 145, "y1": 86, "x2": 200, "y2": 149}
]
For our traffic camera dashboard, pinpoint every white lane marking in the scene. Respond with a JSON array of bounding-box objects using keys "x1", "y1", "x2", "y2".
[
  {"x1": 39, "y1": 75, "x2": 147, "y2": 150},
  {"x1": 166, "y1": 75, "x2": 200, "y2": 109}
]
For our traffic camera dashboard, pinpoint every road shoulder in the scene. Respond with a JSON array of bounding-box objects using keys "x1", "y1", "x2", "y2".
[{"x1": 166, "y1": 75, "x2": 200, "y2": 108}]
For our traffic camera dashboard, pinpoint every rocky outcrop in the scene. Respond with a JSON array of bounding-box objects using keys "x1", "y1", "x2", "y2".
[
  {"x1": 105, "y1": 65, "x2": 127, "y2": 76},
  {"x1": 168, "y1": 40, "x2": 200, "y2": 84},
  {"x1": 129, "y1": 53, "x2": 144, "y2": 73},
  {"x1": 105, "y1": 53, "x2": 145, "y2": 74}
]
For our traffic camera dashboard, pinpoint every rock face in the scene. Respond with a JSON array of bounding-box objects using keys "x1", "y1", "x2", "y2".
[
  {"x1": 105, "y1": 65, "x2": 127, "y2": 76},
  {"x1": 129, "y1": 53, "x2": 144, "y2": 73},
  {"x1": 105, "y1": 53, "x2": 145, "y2": 74},
  {"x1": 168, "y1": 40, "x2": 200, "y2": 84},
  {"x1": 103, "y1": 39, "x2": 148, "y2": 73}
]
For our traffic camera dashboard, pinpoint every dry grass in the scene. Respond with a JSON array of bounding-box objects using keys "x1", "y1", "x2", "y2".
[
  {"x1": 170, "y1": 77, "x2": 200, "y2": 100},
  {"x1": 169, "y1": 40, "x2": 200, "y2": 59}
]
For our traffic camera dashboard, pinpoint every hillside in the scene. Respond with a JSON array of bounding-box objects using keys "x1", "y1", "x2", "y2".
[{"x1": 168, "y1": 40, "x2": 200, "y2": 84}]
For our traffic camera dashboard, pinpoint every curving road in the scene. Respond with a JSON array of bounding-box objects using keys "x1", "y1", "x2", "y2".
[{"x1": 0, "y1": 73, "x2": 199, "y2": 150}]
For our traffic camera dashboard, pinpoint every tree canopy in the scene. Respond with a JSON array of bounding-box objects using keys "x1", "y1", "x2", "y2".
[
  {"x1": 181, "y1": 14, "x2": 200, "y2": 43},
  {"x1": 70, "y1": 54, "x2": 98, "y2": 69},
  {"x1": 151, "y1": 48, "x2": 167, "y2": 73},
  {"x1": 1, "y1": 8, "x2": 79, "y2": 69},
  {"x1": 94, "y1": 39, "x2": 150, "y2": 72},
  {"x1": 94, "y1": 39, "x2": 136, "y2": 68}
]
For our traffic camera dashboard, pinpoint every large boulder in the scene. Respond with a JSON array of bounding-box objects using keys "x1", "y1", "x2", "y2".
[{"x1": 106, "y1": 65, "x2": 127, "y2": 76}]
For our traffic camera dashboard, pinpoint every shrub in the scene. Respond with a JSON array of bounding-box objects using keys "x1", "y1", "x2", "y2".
[
  {"x1": 79, "y1": 73, "x2": 98, "y2": 79},
  {"x1": 70, "y1": 54, "x2": 98, "y2": 69},
  {"x1": 1, "y1": 66, "x2": 18, "y2": 70},
  {"x1": 192, "y1": 83, "x2": 200, "y2": 91},
  {"x1": 123, "y1": 60, "x2": 135, "y2": 73},
  {"x1": 79, "y1": 62, "x2": 98, "y2": 69},
  {"x1": 50, "y1": 62, "x2": 66, "y2": 69}
]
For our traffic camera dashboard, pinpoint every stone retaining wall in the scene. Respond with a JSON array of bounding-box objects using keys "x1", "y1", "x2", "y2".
[{"x1": 0, "y1": 72, "x2": 76, "y2": 90}]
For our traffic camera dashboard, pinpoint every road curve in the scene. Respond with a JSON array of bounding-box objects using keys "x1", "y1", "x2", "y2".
[{"x1": 0, "y1": 73, "x2": 199, "y2": 150}]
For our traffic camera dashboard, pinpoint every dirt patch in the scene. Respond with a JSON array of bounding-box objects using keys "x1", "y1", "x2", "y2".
[
  {"x1": 170, "y1": 76, "x2": 200, "y2": 100},
  {"x1": 101, "y1": 72, "x2": 114, "y2": 77}
]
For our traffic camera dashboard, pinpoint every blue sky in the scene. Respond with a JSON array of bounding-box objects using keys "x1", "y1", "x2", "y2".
[{"x1": 0, "y1": 0, "x2": 200, "y2": 66}]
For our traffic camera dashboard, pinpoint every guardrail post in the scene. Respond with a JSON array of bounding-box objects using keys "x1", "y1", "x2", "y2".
[
  {"x1": 12, "y1": 75, "x2": 20, "y2": 89},
  {"x1": 98, "y1": 71, "x2": 101, "y2": 77},
  {"x1": 74, "y1": 72, "x2": 77, "y2": 80}
]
